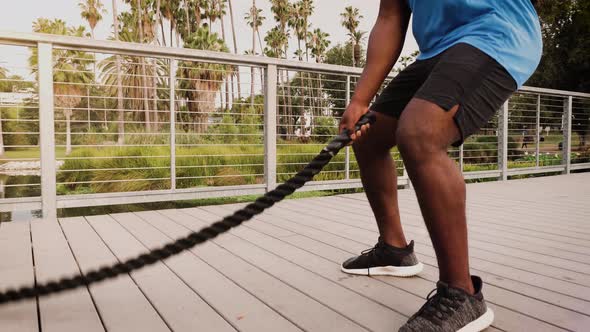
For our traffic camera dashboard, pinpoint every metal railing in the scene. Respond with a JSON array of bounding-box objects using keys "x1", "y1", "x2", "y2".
[{"x1": 0, "y1": 31, "x2": 589, "y2": 219}]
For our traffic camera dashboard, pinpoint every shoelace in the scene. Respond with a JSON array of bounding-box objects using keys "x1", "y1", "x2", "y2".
[
  {"x1": 360, "y1": 242, "x2": 383, "y2": 276},
  {"x1": 414, "y1": 288, "x2": 466, "y2": 326}
]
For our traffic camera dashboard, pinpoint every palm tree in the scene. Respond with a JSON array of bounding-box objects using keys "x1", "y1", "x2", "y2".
[
  {"x1": 270, "y1": 0, "x2": 291, "y2": 59},
  {"x1": 177, "y1": 27, "x2": 232, "y2": 133},
  {"x1": 351, "y1": 30, "x2": 367, "y2": 67},
  {"x1": 124, "y1": 0, "x2": 153, "y2": 131},
  {"x1": 227, "y1": 0, "x2": 241, "y2": 99},
  {"x1": 340, "y1": 6, "x2": 363, "y2": 67},
  {"x1": 271, "y1": 0, "x2": 293, "y2": 136},
  {"x1": 79, "y1": 0, "x2": 106, "y2": 39},
  {"x1": 309, "y1": 28, "x2": 330, "y2": 63},
  {"x1": 245, "y1": 0, "x2": 265, "y2": 107},
  {"x1": 299, "y1": 0, "x2": 313, "y2": 61},
  {"x1": 209, "y1": 0, "x2": 226, "y2": 30},
  {"x1": 214, "y1": 0, "x2": 230, "y2": 109},
  {"x1": 30, "y1": 19, "x2": 94, "y2": 156},
  {"x1": 100, "y1": 32, "x2": 166, "y2": 130},
  {"x1": 289, "y1": 3, "x2": 306, "y2": 61},
  {"x1": 184, "y1": 0, "x2": 192, "y2": 36},
  {"x1": 112, "y1": 0, "x2": 125, "y2": 145},
  {"x1": 161, "y1": 0, "x2": 181, "y2": 47},
  {"x1": 308, "y1": 28, "x2": 330, "y2": 128},
  {"x1": 264, "y1": 27, "x2": 288, "y2": 58},
  {"x1": 154, "y1": 0, "x2": 165, "y2": 46}
]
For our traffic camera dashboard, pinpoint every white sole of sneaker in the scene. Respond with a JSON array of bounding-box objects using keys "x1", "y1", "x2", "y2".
[
  {"x1": 457, "y1": 308, "x2": 494, "y2": 332},
  {"x1": 340, "y1": 262, "x2": 424, "y2": 277}
]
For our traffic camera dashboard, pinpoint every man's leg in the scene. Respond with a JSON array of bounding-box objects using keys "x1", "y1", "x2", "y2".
[
  {"x1": 396, "y1": 98, "x2": 474, "y2": 294},
  {"x1": 353, "y1": 111, "x2": 407, "y2": 248}
]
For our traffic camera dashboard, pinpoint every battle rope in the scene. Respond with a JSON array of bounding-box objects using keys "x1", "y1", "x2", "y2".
[{"x1": 0, "y1": 112, "x2": 376, "y2": 305}]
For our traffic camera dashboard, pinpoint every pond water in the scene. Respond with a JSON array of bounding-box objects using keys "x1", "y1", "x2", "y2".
[{"x1": 0, "y1": 174, "x2": 42, "y2": 222}]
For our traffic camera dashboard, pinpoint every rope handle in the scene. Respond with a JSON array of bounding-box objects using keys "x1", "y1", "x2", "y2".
[{"x1": 0, "y1": 112, "x2": 377, "y2": 305}]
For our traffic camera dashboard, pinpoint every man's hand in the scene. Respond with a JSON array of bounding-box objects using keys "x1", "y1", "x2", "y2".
[{"x1": 339, "y1": 101, "x2": 371, "y2": 141}]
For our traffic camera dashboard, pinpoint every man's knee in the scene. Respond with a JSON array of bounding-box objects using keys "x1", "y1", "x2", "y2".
[
  {"x1": 352, "y1": 133, "x2": 395, "y2": 156},
  {"x1": 396, "y1": 99, "x2": 459, "y2": 164},
  {"x1": 352, "y1": 113, "x2": 397, "y2": 156},
  {"x1": 396, "y1": 125, "x2": 436, "y2": 164}
]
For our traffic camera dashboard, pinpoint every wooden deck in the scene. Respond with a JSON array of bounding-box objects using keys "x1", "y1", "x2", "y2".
[{"x1": 0, "y1": 173, "x2": 589, "y2": 332}]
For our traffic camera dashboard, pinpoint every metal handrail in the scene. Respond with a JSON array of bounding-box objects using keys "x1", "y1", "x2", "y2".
[{"x1": 0, "y1": 30, "x2": 588, "y2": 218}]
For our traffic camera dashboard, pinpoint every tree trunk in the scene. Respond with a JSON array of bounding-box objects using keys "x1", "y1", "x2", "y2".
[
  {"x1": 152, "y1": 61, "x2": 158, "y2": 131},
  {"x1": 256, "y1": 29, "x2": 264, "y2": 91},
  {"x1": 170, "y1": 21, "x2": 174, "y2": 48},
  {"x1": 87, "y1": 87, "x2": 91, "y2": 130},
  {"x1": 113, "y1": 0, "x2": 125, "y2": 145},
  {"x1": 220, "y1": 14, "x2": 230, "y2": 109},
  {"x1": 228, "y1": 0, "x2": 241, "y2": 99},
  {"x1": 304, "y1": 17, "x2": 309, "y2": 62},
  {"x1": 351, "y1": 39, "x2": 356, "y2": 67},
  {"x1": 354, "y1": 42, "x2": 361, "y2": 67},
  {"x1": 156, "y1": 0, "x2": 164, "y2": 46},
  {"x1": 137, "y1": 0, "x2": 151, "y2": 131},
  {"x1": 160, "y1": 18, "x2": 166, "y2": 46},
  {"x1": 65, "y1": 109, "x2": 72, "y2": 156},
  {"x1": 250, "y1": 0, "x2": 256, "y2": 109},
  {"x1": 186, "y1": 1, "x2": 191, "y2": 36},
  {"x1": 0, "y1": 105, "x2": 4, "y2": 155}
]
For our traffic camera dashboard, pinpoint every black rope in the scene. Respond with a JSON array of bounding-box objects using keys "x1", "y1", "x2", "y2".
[{"x1": 0, "y1": 112, "x2": 376, "y2": 305}]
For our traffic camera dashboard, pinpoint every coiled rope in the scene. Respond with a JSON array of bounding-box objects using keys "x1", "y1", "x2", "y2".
[{"x1": 0, "y1": 112, "x2": 376, "y2": 305}]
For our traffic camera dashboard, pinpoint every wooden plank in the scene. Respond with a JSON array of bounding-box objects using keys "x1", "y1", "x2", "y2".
[
  {"x1": 82, "y1": 214, "x2": 236, "y2": 332},
  {"x1": 58, "y1": 217, "x2": 170, "y2": 332},
  {"x1": 110, "y1": 212, "x2": 302, "y2": 332},
  {"x1": 156, "y1": 207, "x2": 410, "y2": 332},
  {"x1": 140, "y1": 209, "x2": 360, "y2": 332},
  {"x1": 170, "y1": 207, "x2": 409, "y2": 332},
  {"x1": 307, "y1": 197, "x2": 590, "y2": 275},
  {"x1": 202, "y1": 205, "x2": 573, "y2": 332},
  {"x1": 257, "y1": 202, "x2": 590, "y2": 322},
  {"x1": 341, "y1": 191, "x2": 590, "y2": 251},
  {"x1": 30, "y1": 220, "x2": 104, "y2": 332},
  {"x1": 0, "y1": 222, "x2": 38, "y2": 332},
  {"x1": 317, "y1": 196, "x2": 590, "y2": 264},
  {"x1": 285, "y1": 198, "x2": 590, "y2": 291},
  {"x1": 279, "y1": 199, "x2": 590, "y2": 302}
]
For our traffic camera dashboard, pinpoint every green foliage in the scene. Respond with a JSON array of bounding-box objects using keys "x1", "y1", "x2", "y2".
[
  {"x1": 1, "y1": 105, "x2": 39, "y2": 147},
  {"x1": 313, "y1": 116, "x2": 338, "y2": 142},
  {"x1": 529, "y1": 0, "x2": 590, "y2": 92},
  {"x1": 515, "y1": 153, "x2": 562, "y2": 166},
  {"x1": 323, "y1": 42, "x2": 365, "y2": 116}
]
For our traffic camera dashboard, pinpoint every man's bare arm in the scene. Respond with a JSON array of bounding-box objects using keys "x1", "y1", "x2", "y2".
[{"x1": 340, "y1": 0, "x2": 411, "y2": 137}]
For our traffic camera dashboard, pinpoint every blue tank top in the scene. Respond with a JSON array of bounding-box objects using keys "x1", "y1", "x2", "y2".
[{"x1": 407, "y1": 0, "x2": 543, "y2": 87}]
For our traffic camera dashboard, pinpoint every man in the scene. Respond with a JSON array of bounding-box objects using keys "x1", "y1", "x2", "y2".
[{"x1": 339, "y1": 1, "x2": 542, "y2": 331}]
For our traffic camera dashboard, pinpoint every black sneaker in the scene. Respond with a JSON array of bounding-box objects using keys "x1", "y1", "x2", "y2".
[
  {"x1": 341, "y1": 238, "x2": 423, "y2": 277},
  {"x1": 399, "y1": 276, "x2": 494, "y2": 332}
]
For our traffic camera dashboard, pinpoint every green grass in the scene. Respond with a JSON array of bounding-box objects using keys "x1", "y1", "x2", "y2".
[{"x1": 0, "y1": 147, "x2": 68, "y2": 162}]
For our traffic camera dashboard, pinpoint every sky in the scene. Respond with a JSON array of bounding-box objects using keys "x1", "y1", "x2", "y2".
[{"x1": 0, "y1": 0, "x2": 419, "y2": 77}]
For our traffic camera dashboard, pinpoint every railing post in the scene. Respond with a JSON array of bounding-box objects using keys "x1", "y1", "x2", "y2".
[
  {"x1": 345, "y1": 75, "x2": 351, "y2": 180},
  {"x1": 38, "y1": 42, "x2": 57, "y2": 219},
  {"x1": 169, "y1": 59, "x2": 177, "y2": 190},
  {"x1": 563, "y1": 96, "x2": 572, "y2": 174},
  {"x1": 264, "y1": 65, "x2": 278, "y2": 192},
  {"x1": 498, "y1": 101, "x2": 509, "y2": 181},
  {"x1": 536, "y1": 94, "x2": 541, "y2": 167}
]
